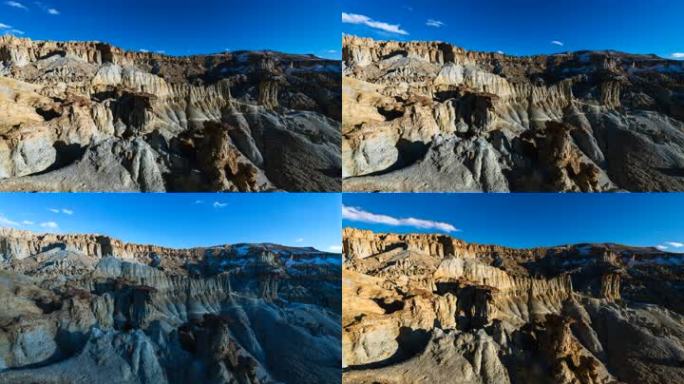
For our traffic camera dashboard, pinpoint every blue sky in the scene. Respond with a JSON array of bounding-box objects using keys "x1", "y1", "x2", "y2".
[
  {"x1": 342, "y1": 0, "x2": 684, "y2": 59},
  {"x1": 0, "y1": 0, "x2": 341, "y2": 58},
  {"x1": 0, "y1": 193, "x2": 342, "y2": 252},
  {"x1": 343, "y1": 194, "x2": 684, "y2": 252}
]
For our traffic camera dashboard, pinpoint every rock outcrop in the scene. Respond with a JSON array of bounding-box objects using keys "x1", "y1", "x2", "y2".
[
  {"x1": 0, "y1": 36, "x2": 341, "y2": 191},
  {"x1": 0, "y1": 228, "x2": 342, "y2": 384},
  {"x1": 343, "y1": 228, "x2": 684, "y2": 383},
  {"x1": 342, "y1": 35, "x2": 684, "y2": 192}
]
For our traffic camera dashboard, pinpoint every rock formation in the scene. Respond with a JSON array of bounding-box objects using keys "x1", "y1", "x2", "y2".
[
  {"x1": 0, "y1": 228, "x2": 342, "y2": 383},
  {"x1": 342, "y1": 35, "x2": 684, "y2": 192},
  {"x1": 343, "y1": 228, "x2": 684, "y2": 383},
  {"x1": 0, "y1": 36, "x2": 341, "y2": 191}
]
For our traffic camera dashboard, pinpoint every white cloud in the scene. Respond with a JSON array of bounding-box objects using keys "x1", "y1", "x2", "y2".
[
  {"x1": 21, "y1": 220, "x2": 34, "y2": 225},
  {"x1": 551, "y1": 40, "x2": 564, "y2": 47},
  {"x1": 49, "y1": 208, "x2": 73, "y2": 215},
  {"x1": 5, "y1": 1, "x2": 27, "y2": 10},
  {"x1": 8, "y1": 29, "x2": 23, "y2": 35},
  {"x1": 40, "y1": 221, "x2": 58, "y2": 229},
  {"x1": 672, "y1": 53, "x2": 684, "y2": 59},
  {"x1": 295, "y1": 238, "x2": 304, "y2": 243},
  {"x1": 194, "y1": 200, "x2": 204, "y2": 204},
  {"x1": 0, "y1": 214, "x2": 20, "y2": 227},
  {"x1": 0, "y1": 23, "x2": 12, "y2": 29},
  {"x1": 213, "y1": 202, "x2": 227, "y2": 208},
  {"x1": 140, "y1": 49, "x2": 149, "y2": 53},
  {"x1": 342, "y1": 205, "x2": 458, "y2": 233},
  {"x1": 156, "y1": 50, "x2": 165, "y2": 54},
  {"x1": 496, "y1": 50, "x2": 505, "y2": 55},
  {"x1": 426, "y1": 19, "x2": 445, "y2": 28},
  {"x1": 326, "y1": 49, "x2": 338, "y2": 54},
  {"x1": 47, "y1": 8, "x2": 58, "y2": 15},
  {"x1": 656, "y1": 245, "x2": 668, "y2": 250},
  {"x1": 328, "y1": 245, "x2": 343, "y2": 252},
  {"x1": 342, "y1": 12, "x2": 408, "y2": 35},
  {"x1": 666, "y1": 241, "x2": 684, "y2": 248}
]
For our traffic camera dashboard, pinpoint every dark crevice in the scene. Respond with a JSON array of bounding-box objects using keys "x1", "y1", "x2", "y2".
[
  {"x1": 377, "y1": 106, "x2": 404, "y2": 121},
  {"x1": 364, "y1": 139, "x2": 430, "y2": 177}
]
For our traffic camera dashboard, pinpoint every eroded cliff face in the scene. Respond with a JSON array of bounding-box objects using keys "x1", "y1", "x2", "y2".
[
  {"x1": 0, "y1": 228, "x2": 342, "y2": 384},
  {"x1": 342, "y1": 228, "x2": 684, "y2": 384},
  {"x1": 342, "y1": 35, "x2": 684, "y2": 192},
  {"x1": 0, "y1": 36, "x2": 342, "y2": 192}
]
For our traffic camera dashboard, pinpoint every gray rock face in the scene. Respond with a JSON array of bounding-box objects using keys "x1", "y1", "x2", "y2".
[
  {"x1": 0, "y1": 229, "x2": 342, "y2": 384},
  {"x1": 342, "y1": 35, "x2": 684, "y2": 192},
  {"x1": 0, "y1": 35, "x2": 341, "y2": 192}
]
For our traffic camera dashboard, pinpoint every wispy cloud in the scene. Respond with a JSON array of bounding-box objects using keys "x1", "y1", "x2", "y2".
[
  {"x1": 328, "y1": 245, "x2": 343, "y2": 252},
  {"x1": 213, "y1": 202, "x2": 227, "y2": 208},
  {"x1": 666, "y1": 241, "x2": 684, "y2": 248},
  {"x1": 656, "y1": 245, "x2": 668, "y2": 250},
  {"x1": 0, "y1": 214, "x2": 20, "y2": 227},
  {"x1": 295, "y1": 238, "x2": 304, "y2": 243},
  {"x1": 672, "y1": 53, "x2": 684, "y2": 59},
  {"x1": 194, "y1": 200, "x2": 204, "y2": 204},
  {"x1": 551, "y1": 40, "x2": 564, "y2": 47},
  {"x1": 342, "y1": 205, "x2": 458, "y2": 233},
  {"x1": 5, "y1": 1, "x2": 27, "y2": 10},
  {"x1": 8, "y1": 29, "x2": 23, "y2": 35},
  {"x1": 21, "y1": 220, "x2": 34, "y2": 225},
  {"x1": 0, "y1": 23, "x2": 12, "y2": 29},
  {"x1": 49, "y1": 208, "x2": 73, "y2": 215},
  {"x1": 342, "y1": 12, "x2": 409, "y2": 35},
  {"x1": 496, "y1": 50, "x2": 505, "y2": 55},
  {"x1": 140, "y1": 49, "x2": 149, "y2": 53},
  {"x1": 33, "y1": 2, "x2": 59, "y2": 15},
  {"x1": 40, "y1": 221, "x2": 58, "y2": 229},
  {"x1": 426, "y1": 19, "x2": 445, "y2": 28}
]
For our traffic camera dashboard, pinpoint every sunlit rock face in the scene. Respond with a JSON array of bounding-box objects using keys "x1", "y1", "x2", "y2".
[
  {"x1": 342, "y1": 228, "x2": 684, "y2": 384},
  {"x1": 0, "y1": 228, "x2": 342, "y2": 384},
  {"x1": 342, "y1": 35, "x2": 684, "y2": 192},
  {"x1": 0, "y1": 35, "x2": 342, "y2": 192}
]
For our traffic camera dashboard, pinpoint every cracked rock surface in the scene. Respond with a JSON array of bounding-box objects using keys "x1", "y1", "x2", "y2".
[
  {"x1": 343, "y1": 228, "x2": 684, "y2": 384},
  {"x1": 0, "y1": 228, "x2": 342, "y2": 384},
  {"x1": 0, "y1": 36, "x2": 341, "y2": 192},
  {"x1": 342, "y1": 35, "x2": 684, "y2": 192}
]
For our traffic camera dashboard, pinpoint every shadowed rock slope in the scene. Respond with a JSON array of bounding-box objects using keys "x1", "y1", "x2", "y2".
[
  {"x1": 0, "y1": 36, "x2": 341, "y2": 192},
  {"x1": 0, "y1": 228, "x2": 341, "y2": 384},
  {"x1": 343, "y1": 228, "x2": 684, "y2": 384},
  {"x1": 342, "y1": 35, "x2": 684, "y2": 192}
]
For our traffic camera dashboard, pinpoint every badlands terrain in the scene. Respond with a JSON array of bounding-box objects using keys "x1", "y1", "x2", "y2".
[
  {"x1": 0, "y1": 35, "x2": 341, "y2": 192},
  {"x1": 343, "y1": 228, "x2": 684, "y2": 384},
  {"x1": 0, "y1": 228, "x2": 341, "y2": 384},
  {"x1": 342, "y1": 35, "x2": 684, "y2": 192}
]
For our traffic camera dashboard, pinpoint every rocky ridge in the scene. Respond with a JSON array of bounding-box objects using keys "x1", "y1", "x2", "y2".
[
  {"x1": 0, "y1": 228, "x2": 342, "y2": 383},
  {"x1": 342, "y1": 35, "x2": 684, "y2": 191},
  {"x1": 343, "y1": 228, "x2": 684, "y2": 383},
  {"x1": 0, "y1": 36, "x2": 341, "y2": 191}
]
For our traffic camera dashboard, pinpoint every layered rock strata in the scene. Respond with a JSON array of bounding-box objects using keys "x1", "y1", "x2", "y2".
[
  {"x1": 0, "y1": 36, "x2": 341, "y2": 191},
  {"x1": 342, "y1": 35, "x2": 684, "y2": 192},
  {"x1": 0, "y1": 228, "x2": 342, "y2": 384},
  {"x1": 343, "y1": 228, "x2": 684, "y2": 384}
]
